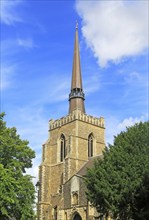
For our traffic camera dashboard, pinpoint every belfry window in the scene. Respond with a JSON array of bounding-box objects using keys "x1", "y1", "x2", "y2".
[
  {"x1": 60, "y1": 134, "x2": 66, "y2": 162},
  {"x1": 88, "y1": 134, "x2": 93, "y2": 157}
]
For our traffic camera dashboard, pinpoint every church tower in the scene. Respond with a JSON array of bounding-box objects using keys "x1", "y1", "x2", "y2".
[{"x1": 37, "y1": 24, "x2": 105, "y2": 220}]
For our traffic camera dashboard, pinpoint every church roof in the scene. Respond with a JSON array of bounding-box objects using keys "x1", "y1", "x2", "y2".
[{"x1": 77, "y1": 155, "x2": 103, "y2": 177}]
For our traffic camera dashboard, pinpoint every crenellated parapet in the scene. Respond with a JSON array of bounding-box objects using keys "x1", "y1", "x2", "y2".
[{"x1": 49, "y1": 109, "x2": 105, "y2": 131}]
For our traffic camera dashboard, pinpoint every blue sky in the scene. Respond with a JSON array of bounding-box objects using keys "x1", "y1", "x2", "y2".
[{"x1": 1, "y1": 0, "x2": 148, "y2": 183}]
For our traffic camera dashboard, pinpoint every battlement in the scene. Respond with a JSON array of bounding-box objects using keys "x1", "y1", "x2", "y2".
[{"x1": 49, "y1": 109, "x2": 105, "y2": 130}]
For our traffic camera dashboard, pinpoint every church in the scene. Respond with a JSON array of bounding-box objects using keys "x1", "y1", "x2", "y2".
[{"x1": 37, "y1": 24, "x2": 105, "y2": 220}]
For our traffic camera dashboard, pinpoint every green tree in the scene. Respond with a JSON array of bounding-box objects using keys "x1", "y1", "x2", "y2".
[
  {"x1": 85, "y1": 121, "x2": 149, "y2": 220},
  {"x1": 0, "y1": 113, "x2": 36, "y2": 220}
]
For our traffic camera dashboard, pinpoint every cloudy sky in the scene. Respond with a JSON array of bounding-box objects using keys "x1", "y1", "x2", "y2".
[{"x1": 1, "y1": 0, "x2": 148, "y2": 184}]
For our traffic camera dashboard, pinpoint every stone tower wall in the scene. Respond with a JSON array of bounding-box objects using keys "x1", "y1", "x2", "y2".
[{"x1": 38, "y1": 110, "x2": 105, "y2": 219}]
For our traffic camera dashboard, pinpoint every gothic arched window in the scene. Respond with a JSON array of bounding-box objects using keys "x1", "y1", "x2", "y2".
[
  {"x1": 88, "y1": 134, "x2": 93, "y2": 157},
  {"x1": 60, "y1": 134, "x2": 66, "y2": 162}
]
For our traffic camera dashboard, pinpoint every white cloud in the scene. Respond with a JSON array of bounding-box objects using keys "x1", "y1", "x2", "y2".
[
  {"x1": 124, "y1": 71, "x2": 141, "y2": 84},
  {"x1": 12, "y1": 107, "x2": 48, "y2": 149},
  {"x1": 5, "y1": 106, "x2": 48, "y2": 186},
  {"x1": 1, "y1": 0, "x2": 23, "y2": 25},
  {"x1": 106, "y1": 115, "x2": 148, "y2": 145},
  {"x1": 84, "y1": 72, "x2": 101, "y2": 95},
  {"x1": 117, "y1": 116, "x2": 147, "y2": 131},
  {"x1": 0, "y1": 64, "x2": 16, "y2": 90},
  {"x1": 76, "y1": 0, "x2": 148, "y2": 67},
  {"x1": 26, "y1": 154, "x2": 41, "y2": 186},
  {"x1": 17, "y1": 38, "x2": 35, "y2": 48}
]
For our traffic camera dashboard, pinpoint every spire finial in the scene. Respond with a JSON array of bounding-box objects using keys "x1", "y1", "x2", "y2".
[{"x1": 76, "y1": 20, "x2": 78, "y2": 29}]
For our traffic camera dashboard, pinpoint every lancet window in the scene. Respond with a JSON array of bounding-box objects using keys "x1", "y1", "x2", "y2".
[
  {"x1": 54, "y1": 206, "x2": 57, "y2": 220},
  {"x1": 88, "y1": 134, "x2": 93, "y2": 157},
  {"x1": 60, "y1": 134, "x2": 66, "y2": 162}
]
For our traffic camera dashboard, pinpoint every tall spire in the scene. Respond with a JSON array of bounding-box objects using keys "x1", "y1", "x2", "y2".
[{"x1": 69, "y1": 22, "x2": 85, "y2": 114}]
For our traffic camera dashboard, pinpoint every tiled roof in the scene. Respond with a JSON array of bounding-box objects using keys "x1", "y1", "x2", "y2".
[{"x1": 77, "y1": 154, "x2": 103, "y2": 176}]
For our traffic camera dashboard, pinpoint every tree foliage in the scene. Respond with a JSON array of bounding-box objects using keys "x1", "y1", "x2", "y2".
[
  {"x1": 85, "y1": 121, "x2": 149, "y2": 220},
  {"x1": 0, "y1": 113, "x2": 36, "y2": 220}
]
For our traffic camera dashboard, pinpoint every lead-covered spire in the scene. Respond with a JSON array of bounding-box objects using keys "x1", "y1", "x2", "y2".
[{"x1": 69, "y1": 22, "x2": 85, "y2": 114}]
